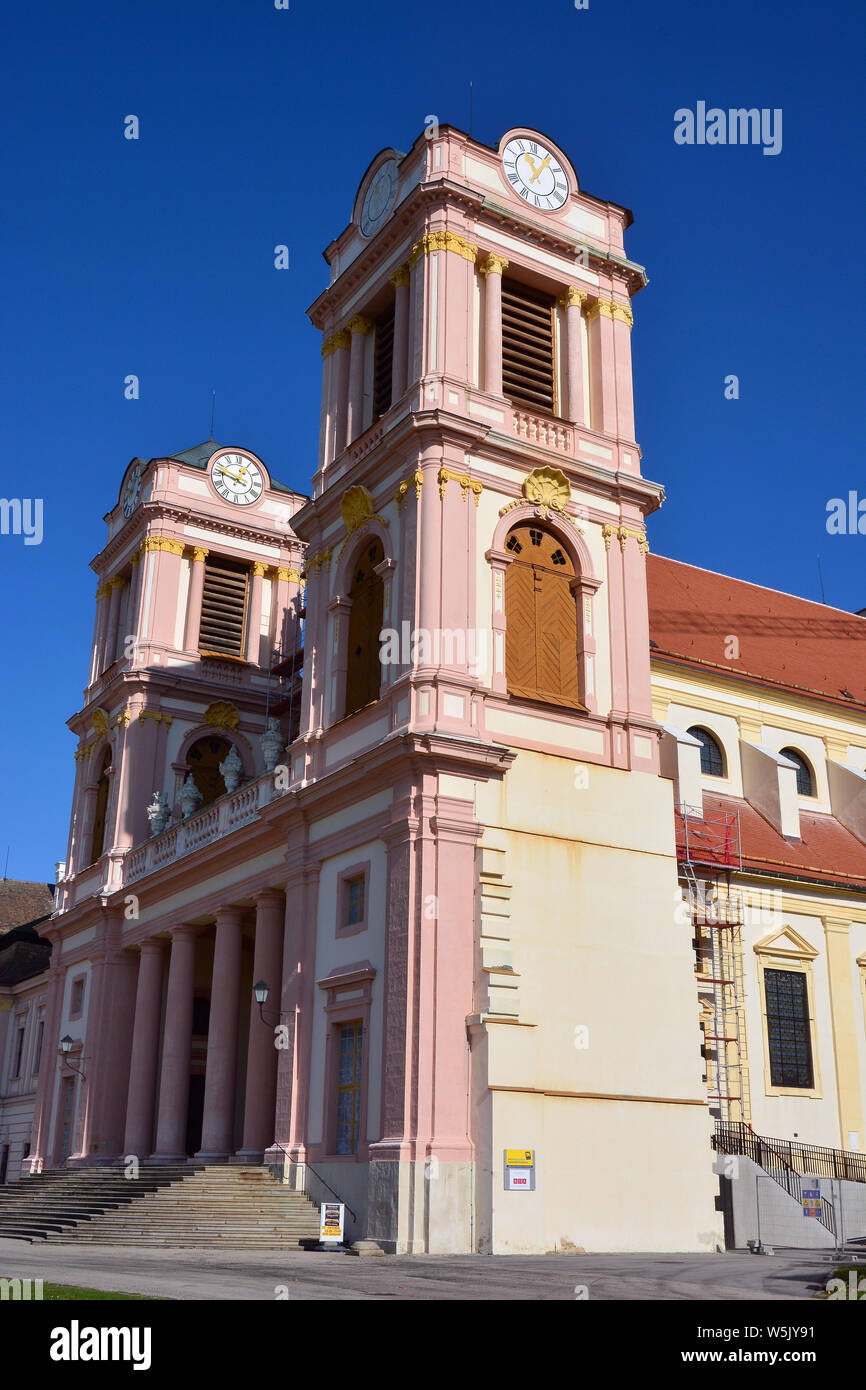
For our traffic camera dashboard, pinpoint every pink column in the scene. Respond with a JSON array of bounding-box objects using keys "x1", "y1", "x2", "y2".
[
  {"x1": 331, "y1": 331, "x2": 351, "y2": 458},
  {"x1": 561, "y1": 286, "x2": 587, "y2": 424},
  {"x1": 612, "y1": 300, "x2": 636, "y2": 441},
  {"x1": 391, "y1": 266, "x2": 410, "y2": 401},
  {"x1": 103, "y1": 576, "x2": 125, "y2": 669},
  {"x1": 237, "y1": 890, "x2": 284, "y2": 1160},
  {"x1": 87, "y1": 933, "x2": 139, "y2": 1159},
  {"x1": 270, "y1": 566, "x2": 291, "y2": 659},
  {"x1": 125, "y1": 552, "x2": 142, "y2": 656},
  {"x1": 152, "y1": 926, "x2": 197, "y2": 1161},
  {"x1": 587, "y1": 298, "x2": 618, "y2": 435},
  {"x1": 123, "y1": 940, "x2": 165, "y2": 1156},
  {"x1": 245, "y1": 562, "x2": 266, "y2": 665},
  {"x1": 318, "y1": 336, "x2": 335, "y2": 473},
  {"x1": 26, "y1": 936, "x2": 64, "y2": 1171},
  {"x1": 183, "y1": 547, "x2": 208, "y2": 651},
  {"x1": 345, "y1": 315, "x2": 371, "y2": 444},
  {"x1": 196, "y1": 908, "x2": 243, "y2": 1160},
  {"x1": 480, "y1": 253, "x2": 508, "y2": 395},
  {"x1": 89, "y1": 584, "x2": 109, "y2": 682}
]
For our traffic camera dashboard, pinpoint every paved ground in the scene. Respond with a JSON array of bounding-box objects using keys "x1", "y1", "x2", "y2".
[{"x1": 0, "y1": 1239, "x2": 846, "y2": 1300}]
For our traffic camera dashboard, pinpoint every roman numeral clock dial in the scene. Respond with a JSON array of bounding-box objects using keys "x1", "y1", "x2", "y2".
[
  {"x1": 209, "y1": 452, "x2": 263, "y2": 506},
  {"x1": 502, "y1": 138, "x2": 569, "y2": 211}
]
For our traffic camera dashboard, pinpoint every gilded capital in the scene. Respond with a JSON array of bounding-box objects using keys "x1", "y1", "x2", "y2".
[
  {"x1": 347, "y1": 315, "x2": 373, "y2": 336},
  {"x1": 142, "y1": 536, "x2": 185, "y2": 556},
  {"x1": 251, "y1": 561, "x2": 268, "y2": 578},
  {"x1": 479, "y1": 252, "x2": 509, "y2": 277},
  {"x1": 191, "y1": 546, "x2": 209, "y2": 563},
  {"x1": 559, "y1": 285, "x2": 587, "y2": 309},
  {"x1": 390, "y1": 265, "x2": 410, "y2": 288},
  {"x1": 109, "y1": 575, "x2": 126, "y2": 591},
  {"x1": 322, "y1": 328, "x2": 351, "y2": 357},
  {"x1": 408, "y1": 231, "x2": 478, "y2": 269}
]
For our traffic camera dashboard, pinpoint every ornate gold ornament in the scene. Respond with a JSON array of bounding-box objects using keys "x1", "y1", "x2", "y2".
[
  {"x1": 303, "y1": 548, "x2": 333, "y2": 577},
  {"x1": 408, "y1": 231, "x2": 478, "y2": 270},
  {"x1": 390, "y1": 265, "x2": 410, "y2": 288},
  {"x1": 191, "y1": 546, "x2": 209, "y2": 564},
  {"x1": 251, "y1": 561, "x2": 269, "y2": 578},
  {"x1": 275, "y1": 566, "x2": 301, "y2": 583},
  {"x1": 95, "y1": 583, "x2": 112, "y2": 601},
  {"x1": 109, "y1": 575, "x2": 126, "y2": 591},
  {"x1": 438, "y1": 467, "x2": 483, "y2": 505},
  {"x1": 395, "y1": 471, "x2": 424, "y2": 512},
  {"x1": 91, "y1": 708, "x2": 110, "y2": 737},
  {"x1": 478, "y1": 252, "x2": 509, "y2": 277},
  {"x1": 337, "y1": 485, "x2": 388, "y2": 556},
  {"x1": 321, "y1": 329, "x2": 351, "y2": 357},
  {"x1": 522, "y1": 466, "x2": 570, "y2": 517},
  {"x1": 586, "y1": 296, "x2": 633, "y2": 328},
  {"x1": 559, "y1": 285, "x2": 587, "y2": 309},
  {"x1": 602, "y1": 522, "x2": 648, "y2": 555},
  {"x1": 202, "y1": 700, "x2": 239, "y2": 731},
  {"x1": 346, "y1": 315, "x2": 373, "y2": 336},
  {"x1": 116, "y1": 709, "x2": 132, "y2": 729},
  {"x1": 138, "y1": 709, "x2": 173, "y2": 726},
  {"x1": 142, "y1": 536, "x2": 185, "y2": 556}
]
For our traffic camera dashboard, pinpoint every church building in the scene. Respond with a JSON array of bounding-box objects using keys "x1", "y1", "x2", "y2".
[{"x1": 4, "y1": 125, "x2": 865, "y2": 1255}]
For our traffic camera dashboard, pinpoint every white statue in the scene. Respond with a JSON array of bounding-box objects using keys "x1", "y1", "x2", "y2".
[
  {"x1": 180, "y1": 773, "x2": 204, "y2": 820},
  {"x1": 219, "y1": 743, "x2": 244, "y2": 794},
  {"x1": 260, "y1": 717, "x2": 285, "y2": 773},
  {"x1": 147, "y1": 791, "x2": 171, "y2": 836}
]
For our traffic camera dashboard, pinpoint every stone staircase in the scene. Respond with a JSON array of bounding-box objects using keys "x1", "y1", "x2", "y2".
[{"x1": 0, "y1": 1164, "x2": 321, "y2": 1248}]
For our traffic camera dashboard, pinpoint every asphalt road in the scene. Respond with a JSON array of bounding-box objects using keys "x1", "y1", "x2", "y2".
[{"x1": 0, "y1": 1239, "x2": 845, "y2": 1300}]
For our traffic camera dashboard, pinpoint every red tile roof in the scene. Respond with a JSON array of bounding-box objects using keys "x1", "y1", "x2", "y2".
[
  {"x1": 685, "y1": 794, "x2": 866, "y2": 890},
  {"x1": 647, "y1": 554, "x2": 866, "y2": 711},
  {"x1": 0, "y1": 880, "x2": 54, "y2": 934}
]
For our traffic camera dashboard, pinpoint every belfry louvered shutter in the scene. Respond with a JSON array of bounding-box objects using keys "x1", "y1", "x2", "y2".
[
  {"x1": 501, "y1": 279, "x2": 556, "y2": 414},
  {"x1": 345, "y1": 538, "x2": 385, "y2": 718},
  {"x1": 504, "y1": 525, "x2": 582, "y2": 709},
  {"x1": 372, "y1": 304, "x2": 395, "y2": 421},
  {"x1": 199, "y1": 556, "x2": 248, "y2": 657}
]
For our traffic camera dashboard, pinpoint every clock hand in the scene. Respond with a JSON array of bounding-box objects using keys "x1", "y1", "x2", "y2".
[
  {"x1": 522, "y1": 152, "x2": 539, "y2": 179},
  {"x1": 529, "y1": 155, "x2": 552, "y2": 184},
  {"x1": 217, "y1": 466, "x2": 247, "y2": 485}
]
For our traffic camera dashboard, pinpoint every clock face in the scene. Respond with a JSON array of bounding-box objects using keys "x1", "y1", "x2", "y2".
[
  {"x1": 360, "y1": 159, "x2": 398, "y2": 238},
  {"x1": 501, "y1": 137, "x2": 569, "y2": 212},
  {"x1": 122, "y1": 464, "x2": 142, "y2": 518},
  {"x1": 210, "y1": 452, "x2": 264, "y2": 506}
]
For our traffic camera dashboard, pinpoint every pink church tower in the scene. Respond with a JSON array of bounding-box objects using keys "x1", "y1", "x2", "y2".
[{"x1": 287, "y1": 126, "x2": 718, "y2": 1252}]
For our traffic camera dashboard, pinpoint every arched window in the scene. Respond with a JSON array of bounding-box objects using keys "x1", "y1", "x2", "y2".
[
  {"x1": 687, "y1": 726, "x2": 726, "y2": 778},
  {"x1": 89, "y1": 747, "x2": 112, "y2": 864},
  {"x1": 504, "y1": 524, "x2": 583, "y2": 709},
  {"x1": 344, "y1": 537, "x2": 385, "y2": 719},
  {"x1": 780, "y1": 747, "x2": 815, "y2": 797},
  {"x1": 186, "y1": 734, "x2": 233, "y2": 808}
]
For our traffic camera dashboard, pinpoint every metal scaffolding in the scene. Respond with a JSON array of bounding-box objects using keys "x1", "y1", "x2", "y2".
[{"x1": 676, "y1": 804, "x2": 747, "y2": 1124}]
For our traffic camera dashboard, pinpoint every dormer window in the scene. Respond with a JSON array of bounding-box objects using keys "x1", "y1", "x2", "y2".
[
  {"x1": 501, "y1": 279, "x2": 556, "y2": 414},
  {"x1": 687, "y1": 727, "x2": 726, "y2": 779},
  {"x1": 780, "y1": 747, "x2": 815, "y2": 797}
]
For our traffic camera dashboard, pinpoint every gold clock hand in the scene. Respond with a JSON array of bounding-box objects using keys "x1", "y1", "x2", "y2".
[
  {"x1": 529, "y1": 155, "x2": 552, "y2": 184},
  {"x1": 217, "y1": 466, "x2": 246, "y2": 485},
  {"x1": 522, "y1": 152, "x2": 539, "y2": 179}
]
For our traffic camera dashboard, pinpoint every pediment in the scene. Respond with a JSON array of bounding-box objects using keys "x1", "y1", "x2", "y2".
[{"x1": 753, "y1": 925, "x2": 818, "y2": 959}]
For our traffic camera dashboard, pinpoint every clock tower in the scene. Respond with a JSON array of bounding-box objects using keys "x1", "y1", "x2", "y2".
[
  {"x1": 288, "y1": 125, "x2": 720, "y2": 1252},
  {"x1": 60, "y1": 440, "x2": 306, "y2": 894}
]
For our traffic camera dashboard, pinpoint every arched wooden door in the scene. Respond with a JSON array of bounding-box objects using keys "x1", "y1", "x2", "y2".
[
  {"x1": 504, "y1": 524, "x2": 582, "y2": 708},
  {"x1": 345, "y1": 538, "x2": 385, "y2": 718}
]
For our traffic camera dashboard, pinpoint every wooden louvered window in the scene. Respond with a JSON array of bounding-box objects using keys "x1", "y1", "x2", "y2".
[
  {"x1": 502, "y1": 279, "x2": 556, "y2": 414},
  {"x1": 372, "y1": 304, "x2": 395, "y2": 421},
  {"x1": 344, "y1": 538, "x2": 385, "y2": 718},
  {"x1": 504, "y1": 524, "x2": 584, "y2": 710},
  {"x1": 89, "y1": 746, "x2": 112, "y2": 864},
  {"x1": 199, "y1": 555, "x2": 248, "y2": 658}
]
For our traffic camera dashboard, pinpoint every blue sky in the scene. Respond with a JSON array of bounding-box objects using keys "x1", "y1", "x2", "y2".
[{"x1": 1, "y1": 0, "x2": 863, "y2": 880}]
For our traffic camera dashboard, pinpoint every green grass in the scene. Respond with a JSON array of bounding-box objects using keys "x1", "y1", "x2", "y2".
[{"x1": 41, "y1": 1283, "x2": 165, "y2": 1301}]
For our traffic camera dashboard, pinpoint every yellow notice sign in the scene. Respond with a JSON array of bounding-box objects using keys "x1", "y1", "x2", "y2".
[{"x1": 505, "y1": 1149, "x2": 534, "y2": 1168}]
